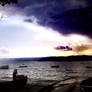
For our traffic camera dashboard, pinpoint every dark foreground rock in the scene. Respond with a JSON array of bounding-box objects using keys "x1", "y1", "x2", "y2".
[
  {"x1": 80, "y1": 78, "x2": 92, "y2": 92},
  {"x1": 0, "y1": 76, "x2": 27, "y2": 92},
  {"x1": 1, "y1": 78, "x2": 92, "y2": 92}
]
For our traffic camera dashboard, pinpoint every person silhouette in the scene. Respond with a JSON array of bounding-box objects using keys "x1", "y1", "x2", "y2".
[{"x1": 13, "y1": 69, "x2": 17, "y2": 81}]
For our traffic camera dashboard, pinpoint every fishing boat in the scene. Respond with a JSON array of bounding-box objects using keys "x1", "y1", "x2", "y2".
[
  {"x1": 86, "y1": 66, "x2": 92, "y2": 69},
  {"x1": 19, "y1": 65, "x2": 27, "y2": 68},
  {"x1": 51, "y1": 65, "x2": 59, "y2": 68},
  {"x1": 0, "y1": 65, "x2": 9, "y2": 69}
]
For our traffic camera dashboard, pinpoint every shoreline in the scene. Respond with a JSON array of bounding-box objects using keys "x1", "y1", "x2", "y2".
[{"x1": 0, "y1": 76, "x2": 84, "y2": 92}]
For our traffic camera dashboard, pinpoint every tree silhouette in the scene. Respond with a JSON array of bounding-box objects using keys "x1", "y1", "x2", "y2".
[{"x1": 0, "y1": 0, "x2": 18, "y2": 6}]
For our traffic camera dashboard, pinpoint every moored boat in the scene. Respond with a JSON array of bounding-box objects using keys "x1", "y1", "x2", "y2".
[
  {"x1": 0, "y1": 65, "x2": 9, "y2": 69},
  {"x1": 86, "y1": 66, "x2": 92, "y2": 69},
  {"x1": 19, "y1": 65, "x2": 28, "y2": 68},
  {"x1": 51, "y1": 65, "x2": 59, "y2": 68}
]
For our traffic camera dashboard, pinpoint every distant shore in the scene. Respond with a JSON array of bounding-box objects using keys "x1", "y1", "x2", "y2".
[{"x1": 8, "y1": 55, "x2": 92, "y2": 62}]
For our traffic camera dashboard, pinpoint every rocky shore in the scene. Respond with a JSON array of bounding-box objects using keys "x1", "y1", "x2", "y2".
[
  {"x1": 1, "y1": 77, "x2": 92, "y2": 92},
  {"x1": 0, "y1": 78, "x2": 81, "y2": 92}
]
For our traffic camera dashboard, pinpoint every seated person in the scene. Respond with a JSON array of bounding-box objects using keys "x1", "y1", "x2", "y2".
[{"x1": 13, "y1": 69, "x2": 25, "y2": 81}]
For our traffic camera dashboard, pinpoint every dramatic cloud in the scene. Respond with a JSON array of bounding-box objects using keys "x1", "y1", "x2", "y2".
[
  {"x1": 11, "y1": 0, "x2": 92, "y2": 38},
  {"x1": 38, "y1": 6, "x2": 92, "y2": 38},
  {"x1": 0, "y1": 0, "x2": 91, "y2": 57},
  {"x1": 85, "y1": 0, "x2": 92, "y2": 6},
  {"x1": 55, "y1": 46, "x2": 72, "y2": 51}
]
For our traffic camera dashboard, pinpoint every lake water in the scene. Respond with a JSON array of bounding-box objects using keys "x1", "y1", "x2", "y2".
[{"x1": 0, "y1": 61, "x2": 92, "y2": 83}]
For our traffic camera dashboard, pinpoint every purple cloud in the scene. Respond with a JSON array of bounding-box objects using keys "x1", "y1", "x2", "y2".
[
  {"x1": 55, "y1": 46, "x2": 72, "y2": 51},
  {"x1": 7, "y1": 0, "x2": 92, "y2": 38}
]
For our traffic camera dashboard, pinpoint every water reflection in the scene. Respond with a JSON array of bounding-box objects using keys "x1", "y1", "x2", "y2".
[{"x1": 0, "y1": 61, "x2": 92, "y2": 81}]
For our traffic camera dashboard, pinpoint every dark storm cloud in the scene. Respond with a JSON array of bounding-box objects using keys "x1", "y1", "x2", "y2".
[
  {"x1": 38, "y1": 6, "x2": 92, "y2": 38},
  {"x1": 55, "y1": 46, "x2": 72, "y2": 51},
  {"x1": 16, "y1": 0, "x2": 87, "y2": 17},
  {"x1": 85, "y1": 0, "x2": 92, "y2": 6},
  {"x1": 14, "y1": 0, "x2": 92, "y2": 38}
]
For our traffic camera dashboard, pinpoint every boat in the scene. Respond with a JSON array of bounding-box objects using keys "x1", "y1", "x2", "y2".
[
  {"x1": 86, "y1": 66, "x2": 92, "y2": 69},
  {"x1": 51, "y1": 65, "x2": 59, "y2": 68},
  {"x1": 0, "y1": 65, "x2": 9, "y2": 69},
  {"x1": 19, "y1": 65, "x2": 27, "y2": 68},
  {"x1": 0, "y1": 76, "x2": 27, "y2": 91},
  {"x1": 80, "y1": 78, "x2": 92, "y2": 92}
]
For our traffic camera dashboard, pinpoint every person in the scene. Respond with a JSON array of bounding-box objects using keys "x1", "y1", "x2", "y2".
[
  {"x1": 13, "y1": 69, "x2": 18, "y2": 81},
  {"x1": 13, "y1": 69, "x2": 26, "y2": 81}
]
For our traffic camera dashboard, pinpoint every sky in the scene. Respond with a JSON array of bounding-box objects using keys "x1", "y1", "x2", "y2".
[{"x1": 0, "y1": 0, "x2": 92, "y2": 58}]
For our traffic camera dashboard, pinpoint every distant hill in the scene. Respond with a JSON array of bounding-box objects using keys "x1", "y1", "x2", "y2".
[{"x1": 10, "y1": 55, "x2": 92, "y2": 62}]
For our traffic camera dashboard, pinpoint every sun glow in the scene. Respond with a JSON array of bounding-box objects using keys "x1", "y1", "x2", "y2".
[
  {"x1": 68, "y1": 34, "x2": 89, "y2": 42},
  {"x1": 0, "y1": 13, "x2": 92, "y2": 58},
  {"x1": 82, "y1": 49, "x2": 92, "y2": 55}
]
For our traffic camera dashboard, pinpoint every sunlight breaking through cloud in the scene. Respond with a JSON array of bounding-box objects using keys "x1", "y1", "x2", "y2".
[{"x1": 0, "y1": 5, "x2": 92, "y2": 58}]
